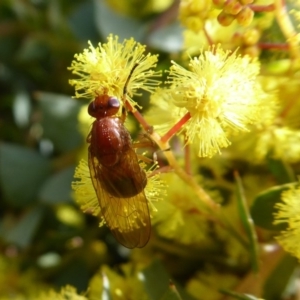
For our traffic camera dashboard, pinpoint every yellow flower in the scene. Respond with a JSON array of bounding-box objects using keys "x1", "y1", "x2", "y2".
[
  {"x1": 68, "y1": 35, "x2": 160, "y2": 108},
  {"x1": 167, "y1": 46, "x2": 265, "y2": 157},
  {"x1": 89, "y1": 264, "x2": 147, "y2": 300},
  {"x1": 152, "y1": 173, "x2": 221, "y2": 245},
  {"x1": 36, "y1": 285, "x2": 87, "y2": 300},
  {"x1": 229, "y1": 72, "x2": 300, "y2": 163},
  {"x1": 274, "y1": 185, "x2": 300, "y2": 260},
  {"x1": 179, "y1": 0, "x2": 214, "y2": 32},
  {"x1": 72, "y1": 160, "x2": 100, "y2": 217},
  {"x1": 145, "y1": 88, "x2": 185, "y2": 136},
  {"x1": 187, "y1": 268, "x2": 239, "y2": 300},
  {"x1": 182, "y1": 20, "x2": 238, "y2": 57},
  {"x1": 255, "y1": 126, "x2": 300, "y2": 163},
  {"x1": 0, "y1": 254, "x2": 46, "y2": 299}
]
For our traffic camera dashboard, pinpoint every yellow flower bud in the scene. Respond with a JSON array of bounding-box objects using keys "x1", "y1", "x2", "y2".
[
  {"x1": 236, "y1": 6, "x2": 254, "y2": 27},
  {"x1": 217, "y1": 10, "x2": 235, "y2": 26},
  {"x1": 212, "y1": 0, "x2": 225, "y2": 8},
  {"x1": 243, "y1": 45, "x2": 261, "y2": 57},
  {"x1": 239, "y1": 0, "x2": 254, "y2": 4},
  {"x1": 223, "y1": 0, "x2": 243, "y2": 15},
  {"x1": 242, "y1": 28, "x2": 261, "y2": 45}
]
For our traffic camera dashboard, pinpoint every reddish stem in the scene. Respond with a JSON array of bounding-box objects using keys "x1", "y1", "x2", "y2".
[
  {"x1": 249, "y1": 4, "x2": 275, "y2": 12},
  {"x1": 203, "y1": 25, "x2": 214, "y2": 47},
  {"x1": 279, "y1": 97, "x2": 298, "y2": 119},
  {"x1": 258, "y1": 42, "x2": 289, "y2": 51},
  {"x1": 125, "y1": 100, "x2": 153, "y2": 133},
  {"x1": 161, "y1": 112, "x2": 191, "y2": 143}
]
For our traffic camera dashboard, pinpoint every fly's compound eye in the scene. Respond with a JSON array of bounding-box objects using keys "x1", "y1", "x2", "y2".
[
  {"x1": 107, "y1": 97, "x2": 120, "y2": 114},
  {"x1": 88, "y1": 95, "x2": 120, "y2": 118},
  {"x1": 88, "y1": 101, "x2": 98, "y2": 117}
]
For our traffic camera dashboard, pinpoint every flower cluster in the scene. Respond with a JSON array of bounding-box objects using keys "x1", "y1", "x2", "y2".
[
  {"x1": 69, "y1": 33, "x2": 275, "y2": 243},
  {"x1": 274, "y1": 185, "x2": 300, "y2": 260},
  {"x1": 179, "y1": 0, "x2": 214, "y2": 32},
  {"x1": 36, "y1": 286, "x2": 87, "y2": 300},
  {"x1": 152, "y1": 173, "x2": 221, "y2": 245},
  {"x1": 216, "y1": 0, "x2": 254, "y2": 27},
  {"x1": 68, "y1": 34, "x2": 161, "y2": 108},
  {"x1": 163, "y1": 46, "x2": 265, "y2": 157}
]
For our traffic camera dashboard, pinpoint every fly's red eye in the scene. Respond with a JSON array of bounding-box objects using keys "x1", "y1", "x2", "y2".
[
  {"x1": 108, "y1": 97, "x2": 119, "y2": 108},
  {"x1": 88, "y1": 95, "x2": 120, "y2": 118},
  {"x1": 88, "y1": 101, "x2": 97, "y2": 117},
  {"x1": 107, "y1": 97, "x2": 120, "y2": 115}
]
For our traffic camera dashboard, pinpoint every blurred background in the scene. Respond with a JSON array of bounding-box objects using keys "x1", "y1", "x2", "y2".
[
  {"x1": 1, "y1": 0, "x2": 300, "y2": 299},
  {"x1": 0, "y1": 0, "x2": 186, "y2": 298}
]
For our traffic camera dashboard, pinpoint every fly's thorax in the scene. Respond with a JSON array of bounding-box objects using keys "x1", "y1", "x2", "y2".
[{"x1": 89, "y1": 116, "x2": 132, "y2": 167}]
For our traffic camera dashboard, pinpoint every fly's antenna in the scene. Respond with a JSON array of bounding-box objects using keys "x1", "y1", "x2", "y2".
[
  {"x1": 121, "y1": 63, "x2": 139, "y2": 122},
  {"x1": 123, "y1": 63, "x2": 139, "y2": 97}
]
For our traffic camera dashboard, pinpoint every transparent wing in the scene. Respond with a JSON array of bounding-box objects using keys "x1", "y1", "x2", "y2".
[{"x1": 88, "y1": 148, "x2": 151, "y2": 248}]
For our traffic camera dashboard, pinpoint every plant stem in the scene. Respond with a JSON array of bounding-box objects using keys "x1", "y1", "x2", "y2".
[
  {"x1": 162, "y1": 148, "x2": 219, "y2": 210},
  {"x1": 258, "y1": 42, "x2": 289, "y2": 51},
  {"x1": 126, "y1": 101, "x2": 218, "y2": 209},
  {"x1": 161, "y1": 112, "x2": 191, "y2": 143},
  {"x1": 274, "y1": 0, "x2": 300, "y2": 62},
  {"x1": 203, "y1": 25, "x2": 214, "y2": 46},
  {"x1": 126, "y1": 103, "x2": 252, "y2": 248},
  {"x1": 249, "y1": 4, "x2": 275, "y2": 12},
  {"x1": 125, "y1": 101, "x2": 153, "y2": 133}
]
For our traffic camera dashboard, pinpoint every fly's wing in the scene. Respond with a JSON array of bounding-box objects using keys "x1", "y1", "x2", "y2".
[{"x1": 88, "y1": 148, "x2": 151, "y2": 248}]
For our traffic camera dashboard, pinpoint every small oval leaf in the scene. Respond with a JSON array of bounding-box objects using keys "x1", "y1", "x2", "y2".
[
  {"x1": 4, "y1": 206, "x2": 45, "y2": 248},
  {"x1": 39, "y1": 165, "x2": 75, "y2": 204},
  {"x1": 36, "y1": 92, "x2": 83, "y2": 153},
  {"x1": 250, "y1": 183, "x2": 298, "y2": 231},
  {"x1": 0, "y1": 143, "x2": 51, "y2": 207}
]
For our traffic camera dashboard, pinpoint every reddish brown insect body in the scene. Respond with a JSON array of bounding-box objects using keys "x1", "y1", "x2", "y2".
[{"x1": 87, "y1": 93, "x2": 151, "y2": 248}]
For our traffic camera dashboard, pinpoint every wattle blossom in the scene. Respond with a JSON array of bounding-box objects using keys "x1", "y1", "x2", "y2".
[{"x1": 166, "y1": 46, "x2": 266, "y2": 157}]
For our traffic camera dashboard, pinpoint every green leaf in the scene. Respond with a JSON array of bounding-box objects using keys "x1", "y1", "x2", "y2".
[
  {"x1": 68, "y1": 2, "x2": 99, "y2": 42},
  {"x1": 267, "y1": 158, "x2": 295, "y2": 184},
  {"x1": 220, "y1": 290, "x2": 261, "y2": 300},
  {"x1": 3, "y1": 205, "x2": 45, "y2": 248},
  {"x1": 94, "y1": 0, "x2": 147, "y2": 42},
  {"x1": 250, "y1": 183, "x2": 298, "y2": 231},
  {"x1": 16, "y1": 37, "x2": 49, "y2": 62},
  {"x1": 13, "y1": 90, "x2": 31, "y2": 127},
  {"x1": 37, "y1": 92, "x2": 83, "y2": 153},
  {"x1": 141, "y1": 260, "x2": 170, "y2": 300},
  {"x1": 141, "y1": 260, "x2": 195, "y2": 300},
  {"x1": 234, "y1": 172, "x2": 259, "y2": 272},
  {"x1": 263, "y1": 254, "x2": 297, "y2": 300},
  {"x1": 101, "y1": 271, "x2": 113, "y2": 300},
  {"x1": 39, "y1": 165, "x2": 75, "y2": 204},
  {"x1": 160, "y1": 281, "x2": 182, "y2": 300},
  {"x1": 148, "y1": 22, "x2": 183, "y2": 53},
  {"x1": 0, "y1": 143, "x2": 51, "y2": 207},
  {"x1": 53, "y1": 259, "x2": 89, "y2": 292},
  {"x1": 0, "y1": 36, "x2": 19, "y2": 61}
]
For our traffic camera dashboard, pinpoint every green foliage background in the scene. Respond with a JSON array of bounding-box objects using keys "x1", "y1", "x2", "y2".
[{"x1": 1, "y1": 0, "x2": 300, "y2": 299}]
